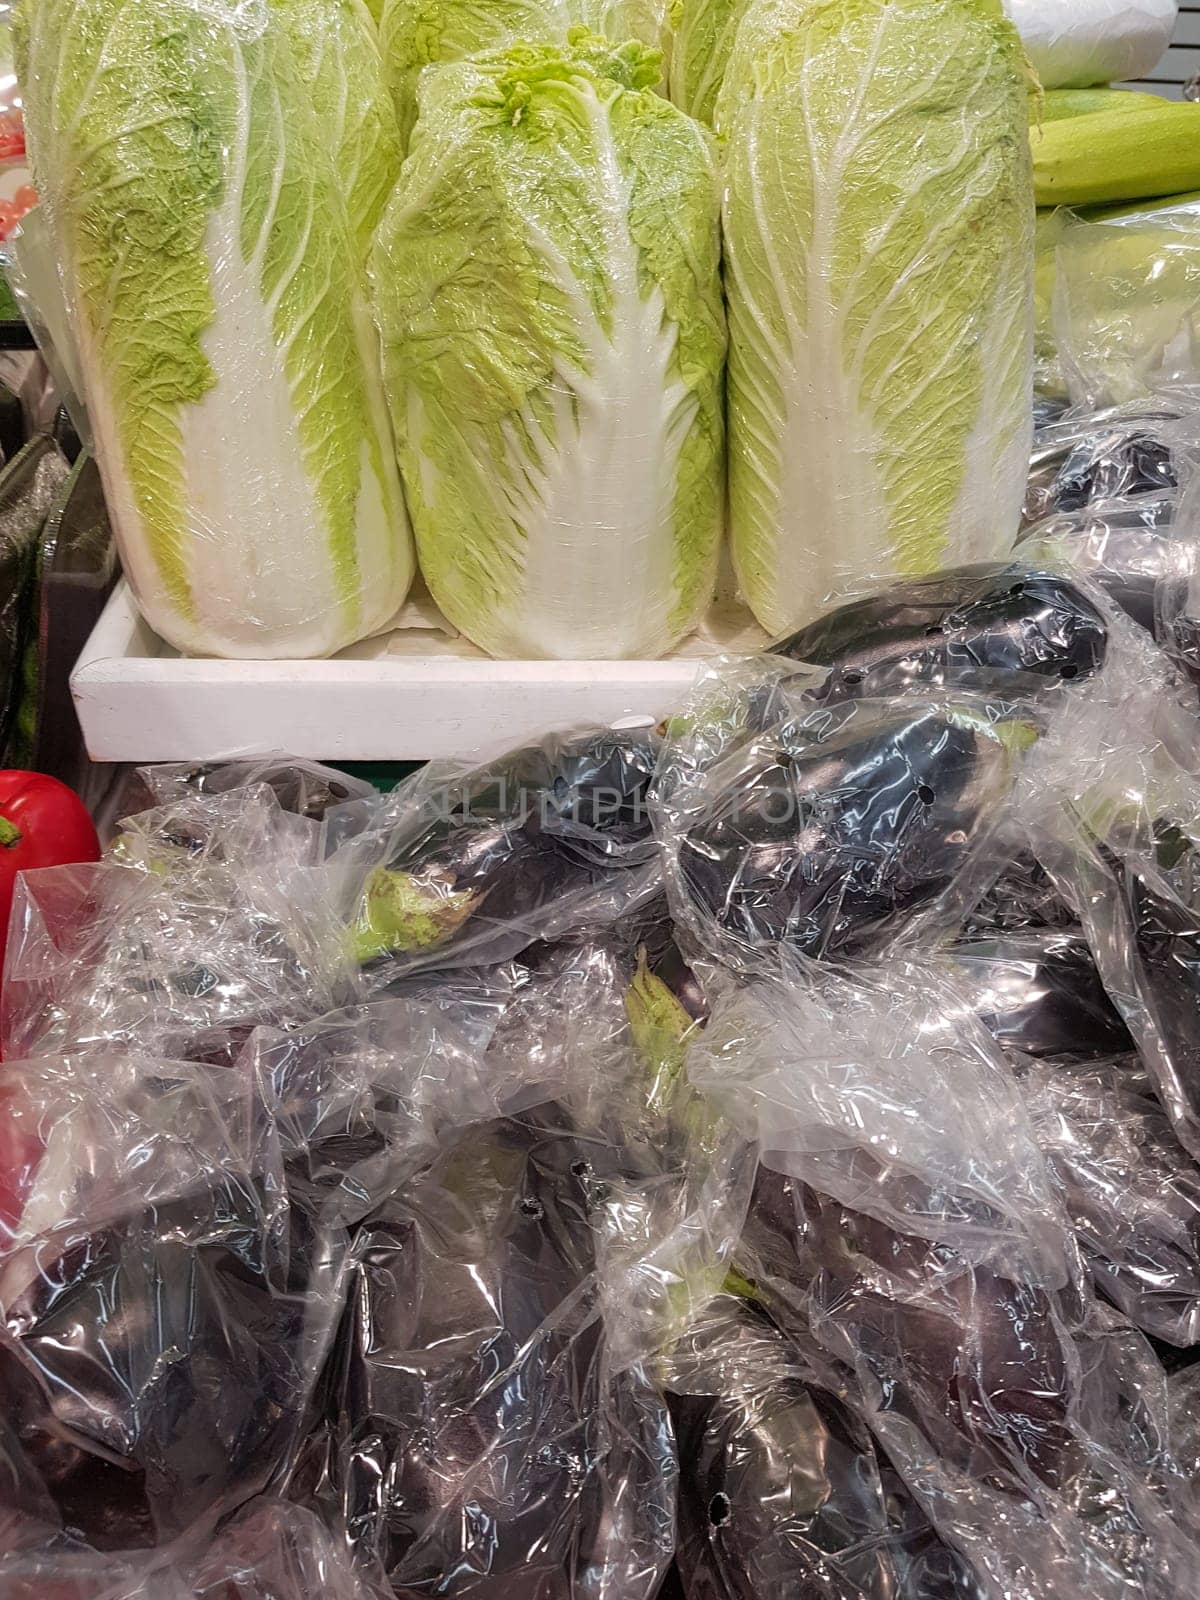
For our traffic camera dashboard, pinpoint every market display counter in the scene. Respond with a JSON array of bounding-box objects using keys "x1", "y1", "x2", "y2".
[{"x1": 70, "y1": 581, "x2": 768, "y2": 763}]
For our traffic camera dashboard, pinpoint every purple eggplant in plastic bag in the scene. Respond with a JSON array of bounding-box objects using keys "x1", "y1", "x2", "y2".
[
  {"x1": 1019, "y1": 1058, "x2": 1200, "y2": 1345},
  {"x1": 1019, "y1": 495, "x2": 1183, "y2": 638},
  {"x1": 949, "y1": 933, "x2": 1131, "y2": 1059},
  {"x1": 345, "y1": 730, "x2": 660, "y2": 979},
  {"x1": 1024, "y1": 406, "x2": 1188, "y2": 529},
  {"x1": 665, "y1": 1294, "x2": 983, "y2": 1600},
  {"x1": 738, "y1": 1175, "x2": 1198, "y2": 1600},
  {"x1": 774, "y1": 564, "x2": 1108, "y2": 702},
  {"x1": 0, "y1": 1055, "x2": 338, "y2": 1551},
  {"x1": 323, "y1": 1101, "x2": 674, "y2": 1599},
  {"x1": 660, "y1": 684, "x2": 1032, "y2": 972}
]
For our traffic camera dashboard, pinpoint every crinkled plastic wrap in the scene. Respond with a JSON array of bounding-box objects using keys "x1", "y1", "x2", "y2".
[
  {"x1": 688, "y1": 955, "x2": 1071, "y2": 1289},
  {"x1": 1018, "y1": 400, "x2": 1200, "y2": 665},
  {"x1": 1022, "y1": 400, "x2": 1196, "y2": 529},
  {"x1": 1020, "y1": 757, "x2": 1200, "y2": 1161},
  {"x1": 17, "y1": 0, "x2": 414, "y2": 659},
  {"x1": 1019, "y1": 1057, "x2": 1200, "y2": 1345},
  {"x1": 738, "y1": 1176, "x2": 1200, "y2": 1600},
  {"x1": 772, "y1": 561, "x2": 1110, "y2": 699},
  {"x1": 250, "y1": 930, "x2": 745, "y2": 1599},
  {"x1": 1052, "y1": 202, "x2": 1200, "y2": 410},
  {"x1": 318, "y1": 1103, "x2": 678, "y2": 1599},
  {"x1": 653, "y1": 654, "x2": 1045, "y2": 975},
  {"x1": 1169, "y1": 1361, "x2": 1200, "y2": 1501},
  {"x1": 335, "y1": 726, "x2": 662, "y2": 983},
  {"x1": 947, "y1": 933, "x2": 1132, "y2": 1058},
  {"x1": 663, "y1": 1293, "x2": 984, "y2": 1600},
  {"x1": 0, "y1": 1052, "x2": 341, "y2": 1551},
  {"x1": 2, "y1": 782, "x2": 356, "y2": 1063},
  {"x1": 134, "y1": 754, "x2": 377, "y2": 824},
  {"x1": 0, "y1": 1501, "x2": 387, "y2": 1599}
]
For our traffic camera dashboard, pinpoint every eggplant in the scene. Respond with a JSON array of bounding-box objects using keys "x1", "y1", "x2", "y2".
[
  {"x1": 0, "y1": 1180, "x2": 320, "y2": 1549},
  {"x1": 678, "y1": 702, "x2": 1020, "y2": 962},
  {"x1": 146, "y1": 757, "x2": 372, "y2": 821},
  {"x1": 773, "y1": 564, "x2": 1107, "y2": 702},
  {"x1": 1069, "y1": 839, "x2": 1200, "y2": 1159},
  {"x1": 1020, "y1": 1059, "x2": 1200, "y2": 1346},
  {"x1": 667, "y1": 1297, "x2": 984, "y2": 1600},
  {"x1": 1025, "y1": 417, "x2": 1181, "y2": 528},
  {"x1": 950, "y1": 933, "x2": 1132, "y2": 1059},
  {"x1": 963, "y1": 851, "x2": 1076, "y2": 936},
  {"x1": 738, "y1": 1176, "x2": 1194, "y2": 1598},
  {"x1": 353, "y1": 730, "x2": 659, "y2": 973},
  {"x1": 326, "y1": 1103, "x2": 673, "y2": 1598},
  {"x1": 1018, "y1": 494, "x2": 1180, "y2": 637}
]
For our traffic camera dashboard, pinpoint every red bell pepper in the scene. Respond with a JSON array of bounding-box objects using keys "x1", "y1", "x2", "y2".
[
  {"x1": 0, "y1": 771, "x2": 100, "y2": 1235},
  {"x1": 0, "y1": 771, "x2": 101, "y2": 966}
]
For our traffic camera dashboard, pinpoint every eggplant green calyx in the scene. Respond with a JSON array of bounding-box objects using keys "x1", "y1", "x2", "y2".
[{"x1": 353, "y1": 867, "x2": 479, "y2": 962}]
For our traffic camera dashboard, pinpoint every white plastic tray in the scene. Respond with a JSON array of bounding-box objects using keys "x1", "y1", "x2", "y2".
[{"x1": 71, "y1": 581, "x2": 769, "y2": 763}]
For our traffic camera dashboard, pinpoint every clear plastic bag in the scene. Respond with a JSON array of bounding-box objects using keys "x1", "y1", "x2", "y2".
[
  {"x1": 0, "y1": 1501, "x2": 388, "y2": 1599},
  {"x1": 653, "y1": 655, "x2": 1045, "y2": 976},
  {"x1": 688, "y1": 955, "x2": 1071, "y2": 1289},
  {"x1": 1053, "y1": 200, "x2": 1200, "y2": 410},
  {"x1": 1, "y1": 783, "x2": 357, "y2": 1063},
  {"x1": 135, "y1": 755, "x2": 378, "y2": 825},
  {"x1": 738, "y1": 1175, "x2": 1200, "y2": 1600},
  {"x1": 333, "y1": 726, "x2": 662, "y2": 983},
  {"x1": 249, "y1": 929, "x2": 746, "y2": 1598},
  {"x1": 1022, "y1": 399, "x2": 1198, "y2": 529},
  {"x1": 1021, "y1": 490, "x2": 1183, "y2": 630},
  {"x1": 0, "y1": 1051, "x2": 341, "y2": 1551},
  {"x1": 315, "y1": 1102, "x2": 678, "y2": 1599},
  {"x1": 1019, "y1": 1056, "x2": 1200, "y2": 1345},
  {"x1": 947, "y1": 933, "x2": 1132, "y2": 1059},
  {"x1": 1021, "y1": 772, "x2": 1200, "y2": 1160},
  {"x1": 663, "y1": 1292, "x2": 985, "y2": 1600}
]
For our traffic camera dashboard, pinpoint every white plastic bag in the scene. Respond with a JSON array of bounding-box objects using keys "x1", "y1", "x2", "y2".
[{"x1": 1004, "y1": 0, "x2": 1177, "y2": 89}]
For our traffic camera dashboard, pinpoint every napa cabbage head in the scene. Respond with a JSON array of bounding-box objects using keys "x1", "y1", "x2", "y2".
[
  {"x1": 378, "y1": 0, "x2": 676, "y2": 150},
  {"x1": 372, "y1": 35, "x2": 726, "y2": 660},
  {"x1": 16, "y1": 0, "x2": 413, "y2": 659},
  {"x1": 718, "y1": 0, "x2": 1035, "y2": 637}
]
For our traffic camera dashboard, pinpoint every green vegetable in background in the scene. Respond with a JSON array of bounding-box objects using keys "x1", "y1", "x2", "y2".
[
  {"x1": 373, "y1": 36, "x2": 726, "y2": 661},
  {"x1": 1053, "y1": 196, "x2": 1200, "y2": 407},
  {"x1": 1032, "y1": 87, "x2": 1165, "y2": 123},
  {"x1": 1033, "y1": 103, "x2": 1200, "y2": 209},
  {"x1": 718, "y1": 0, "x2": 1035, "y2": 637}
]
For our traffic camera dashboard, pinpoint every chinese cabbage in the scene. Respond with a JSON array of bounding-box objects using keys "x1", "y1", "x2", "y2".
[
  {"x1": 270, "y1": 0, "x2": 403, "y2": 257},
  {"x1": 17, "y1": 0, "x2": 414, "y2": 659},
  {"x1": 373, "y1": 38, "x2": 725, "y2": 660},
  {"x1": 718, "y1": 0, "x2": 1035, "y2": 636}
]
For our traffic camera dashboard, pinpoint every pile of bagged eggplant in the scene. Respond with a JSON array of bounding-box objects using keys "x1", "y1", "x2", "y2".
[{"x1": 6, "y1": 407, "x2": 1200, "y2": 1599}]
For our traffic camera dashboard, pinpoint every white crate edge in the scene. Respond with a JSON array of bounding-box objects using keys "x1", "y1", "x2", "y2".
[{"x1": 71, "y1": 583, "x2": 743, "y2": 763}]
